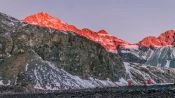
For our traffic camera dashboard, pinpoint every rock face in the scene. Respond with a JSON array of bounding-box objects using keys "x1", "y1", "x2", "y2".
[
  {"x1": 23, "y1": 12, "x2": 130, "y2": 52},
  {"x1": 118, "y1": 46, "x2": 175, "y2": 84},
  {"x1": 0, "y1": 12, "x2": 126, "y2": 91}
]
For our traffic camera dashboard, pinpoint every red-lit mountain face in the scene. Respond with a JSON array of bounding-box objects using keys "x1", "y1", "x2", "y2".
[
  {"x1": 23, "y1": 12, "x2": 175, "y2": 51},
  {"x1": 23, "y1": 12, "x2": 130, "y2": 52},
  {"x1": 139, "y1": 30, "x2": 175, "y2": 47}
]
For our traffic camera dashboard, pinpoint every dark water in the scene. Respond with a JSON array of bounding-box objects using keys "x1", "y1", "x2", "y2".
[{"x1": 1, "y1": 84, "x2": 175, "y2": 98}]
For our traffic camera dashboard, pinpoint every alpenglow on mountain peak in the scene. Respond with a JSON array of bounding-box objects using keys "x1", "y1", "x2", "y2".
[
  {"x1": 23, "y1": 12, "x2": 131, "y2": 52},
  {"x1": 23, "y1": 12, "x2": 175, "y2": 51}
]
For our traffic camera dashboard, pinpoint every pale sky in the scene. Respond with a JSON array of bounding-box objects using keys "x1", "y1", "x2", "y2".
[{"x1": 0, "y1": 0, "x2": 175, "y2": 43}]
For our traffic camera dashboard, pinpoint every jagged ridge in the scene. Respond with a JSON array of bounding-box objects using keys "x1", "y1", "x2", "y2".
[
  {"x1": 23, "y1": 12, "x2": 130, "y2": 52},
  {"x1": 23, "y1": 12, "x2": 175, "y2": 51},
  {"x1": 139, "y1": 30, "x2": 175, "y2": 47}
]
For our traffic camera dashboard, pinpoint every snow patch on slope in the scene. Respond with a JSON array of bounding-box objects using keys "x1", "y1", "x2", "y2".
[
  {"x1": 0, "y1": 80, "x2": 11, "y2": 86},
  {"x1": 25, "y1": 53, "x2": 124, "y2": 90},
  {"x1": 123, "y1": 61, "x2": 175, "y2": 85},
  {"x1": 165, "y1": 60, "x2": 170, "y2": 68}
]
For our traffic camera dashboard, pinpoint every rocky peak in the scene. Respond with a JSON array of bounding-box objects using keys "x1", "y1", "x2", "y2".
[
  {"x1": 22, "y1": 12, "x2": 68, "y2": 30},
  {"x1": 97, "y1": 29, "x2": 108, "y2": 35},
  {"x1": 158, "y1": 30, "x2": 175, "y2": 46},
  {"x1": 138, "y1": 30, "x2": 175, "y2": 47},
  {"x1": 23, "y1": 12, "x2": 129, "y2": 52}
]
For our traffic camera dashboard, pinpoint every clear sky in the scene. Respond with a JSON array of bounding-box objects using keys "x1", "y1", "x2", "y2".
[{"x1": 0, "y1": 0, "x2": 175, "y2": 43}]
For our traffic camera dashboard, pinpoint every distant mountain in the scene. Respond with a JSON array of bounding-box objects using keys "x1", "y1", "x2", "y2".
[{"x1": 138, "y1": 30, "x2": 175, "y2": 47}]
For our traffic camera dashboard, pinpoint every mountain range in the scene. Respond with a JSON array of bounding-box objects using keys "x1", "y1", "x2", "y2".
[
  {"x1": 0, "y1": 12, "x2": 175, "y2": 93},
  {"x1": 23, "y1": 12, "x2": 175, "y2": 51}
]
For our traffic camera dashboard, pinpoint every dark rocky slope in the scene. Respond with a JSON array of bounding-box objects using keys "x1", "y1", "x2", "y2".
[{"x1": 0, "y1": 12, "x2": 125, "y2": 91}]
